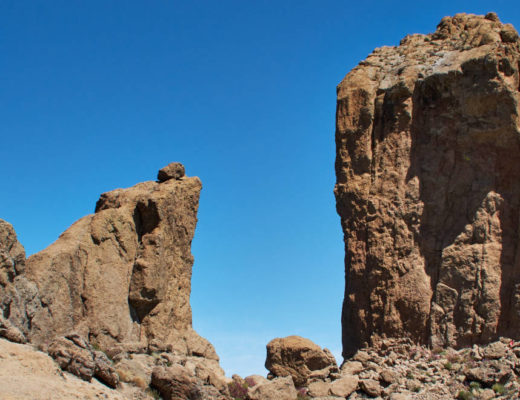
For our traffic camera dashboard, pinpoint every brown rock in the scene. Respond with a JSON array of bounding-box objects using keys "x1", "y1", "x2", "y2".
[
  {"x1": 359, "y1": 378, "x2": 382, "y2": 397},
  {"x1": 307, "y1": 380, "x2": 331, "y2": 397},
  {"x1": 93, "y1": 350, "x2": 119, "y2": 388},
  {"x1": 265, "y1": 335, "x2": 337, "y2": 386},
  {"x1": 157, "y1": 162, "x2": 185, "y2": 182},
  {"x1": 482, "y1": 341, "x2": 508, "y2": 359},
  {"x1": 0, "y1": 220, "x2": 41, "y2": 343},
  {"x1": 380, "y1": 368, "x2": 399, "y2": 385},
  {"x1": 0, "y1": 337, "x2": 126, "y2": 400},
  {"x1": 0, "y1": 219, "x2": 26, "y2": 284},
  {"x1": 335, "y1": 13, "x2": 520, "y2": 357},
  {"x1": 248, "y1": 376, "x2": 297, "y2": 400},
  {"x1": 330, "y1": 375, "x2": 359, "y2": 397},
  {"x1": 48, "y1": 334, "x2": 96, "y2": 382},
  {"x1": 24, "y1": 164, "x2": 213, "y2": 358},
  {"x1": 341, "y1": 360, "x2": 364, "y2": 375},
  {"x1": 151, "y1": 365, "x2": 197, "y2": 400}
]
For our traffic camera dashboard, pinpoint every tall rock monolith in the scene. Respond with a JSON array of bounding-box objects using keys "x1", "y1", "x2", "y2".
[
  {"x1": 22, "y1": 163, "x2": 216, "y2": 359},
  {"x1": 334, "y1": 13, "x2": 520, "y2": 357}
]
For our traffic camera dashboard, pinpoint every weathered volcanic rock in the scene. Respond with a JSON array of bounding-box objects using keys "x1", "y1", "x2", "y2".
[
  {"x1": 265, "y1": 335, "x2": 337, "y2": 386},
  {"x1": 158, "y1": 162, "x2": 186, "y2": 182},
  {"x1": 0, "y1": 219, "x2": 41, "y2": 343},
  {"x1": 335, "y1": 13, "x2": 520, "y2": 357},
  {"x1": 23, "y1": 163, "x2": 216, "y2": 360}
]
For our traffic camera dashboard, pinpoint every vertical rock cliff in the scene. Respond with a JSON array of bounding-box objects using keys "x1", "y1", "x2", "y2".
[
  {"x1": 23, "y1": 162, "x2": 216, "y2": 358},
  {"x1": 335, "y1": 13, "x2": 520, "y2": 357},
  {"x1": 0, "y1": 163, "x2": 232, "y2": 399},
  {"x1": 1, "y1": 163, "x2": 218, "y2": 360}
]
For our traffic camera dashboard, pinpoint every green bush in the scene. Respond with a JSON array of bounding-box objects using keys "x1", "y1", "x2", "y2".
[
  {"x1": 492, "y1": 383, "x2": 505, "y2": 394},
  {"x1": 456, "y1": 390, "x2": 473, "y2": 400},
  {"x1": 469, "y1": 381, "x2": 481, "y2": 391}
]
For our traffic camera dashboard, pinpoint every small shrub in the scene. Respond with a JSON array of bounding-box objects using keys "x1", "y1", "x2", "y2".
[
  {"x1": 443, "y1": 361, "x2": 452, "y2": 371},
  {"x1": 406, "y1": 370, "x2": 414, "y2": 379},
  {"x1": 228, "y1": 380, "x2": 249, "y2": 400},
  {"x1": 447, "y1": 353, "x2": 461, "y2": 363},
  {"x1": 492, "y1": 383, "x2": 505, "y2": 394},
  {"x1": 469, "y1": 381, "x2": 481, "y2": 391},
  {"x1": 456, "y1": 390, "x2": 473, "y2": 400},
  {"x1": 116, "y1": 368, "x2": 134, "y2": 383}
]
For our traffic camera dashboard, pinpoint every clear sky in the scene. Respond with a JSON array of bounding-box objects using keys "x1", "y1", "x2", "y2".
[{"x1": 1, "y1": 0, "x2": 519, "y2": 377}]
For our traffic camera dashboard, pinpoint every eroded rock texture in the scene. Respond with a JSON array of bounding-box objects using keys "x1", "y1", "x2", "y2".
[
  {"x1": 335, "y1": 13, "x2": 520, "y2": 357},
  {"x1": 0, "y1": 219, "x2": 41, "y2": 343},
  {"x1": 22, "y1": 163, "x2": 215, "y2": 359}
]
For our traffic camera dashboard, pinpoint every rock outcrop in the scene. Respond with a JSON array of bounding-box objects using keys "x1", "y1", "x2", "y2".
[
  {"x1": 0, "y1": 337, "x2": 127, "y2": 400},
  {"x1": 335, "y1": 13, "x2": 520, "y2": 357},
  {"x1": 25, "y1": 162, "x2": 213, "y2": 358},
  {"x1": 0, "y1": 163, "x2": 231, "y2": 399},
  {"x1": 0, "y1": 219, "x2": 41, "y2": 344}
]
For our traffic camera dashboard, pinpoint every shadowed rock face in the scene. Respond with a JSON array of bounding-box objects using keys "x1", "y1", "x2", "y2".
[
  {"x1": 0, "y1": 220, "x2": 41, "y2": 343},
  {"x1": 335, "y1": 13, "x2": 520, "y2": 357},
  {"x1": 20, "y1": 163, "x2": 216, "y2": 359}
]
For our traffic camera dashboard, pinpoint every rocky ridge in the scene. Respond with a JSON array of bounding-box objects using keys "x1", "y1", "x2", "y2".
[
  {"x1": 0, "y1": 163, "x2": 232, "y2": 400},
  {"x1": 334, "y1": 12, "x2": 520, "y2": 357}
]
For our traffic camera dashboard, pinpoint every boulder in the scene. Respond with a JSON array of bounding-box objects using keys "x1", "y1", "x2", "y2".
[
  {"x1": 307, "y1": 380, "x2": 331, "y2": 397},
  {"x1": 330, "y1": 375, "x2": 359, "y2": 397},
  {"x1": 157, "y1": 162, "x2": 185, "y2": 182},
  {"x1": 48, "y1": 333, "x2": 119, "y2": 387},
  {"x1": 248, "y1": 376, "x2": 298, "y2": 400},
  {"x1": 151, "y1": 365, "x2": 197, "y2": 400},
  {"x1": 48, "y1": 334, "x2": 96, "y2": 381},
  {"x1": 335, "y1": 13, "x2": 520, "y2": 356},
  {"x1": 359, "y1": 378, "x2": 382, "y2": 397},
  {"x1": 265, "y1": 335, "x2": 337, "y2": 386}
]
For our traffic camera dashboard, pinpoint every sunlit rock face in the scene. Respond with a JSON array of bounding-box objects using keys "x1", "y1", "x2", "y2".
[
  {"x1": 21, "y1": 162, "x2": 217, "y2": 360},
  {"x1": 334, "y1": 13, "x2": 520, "y2": 358}
]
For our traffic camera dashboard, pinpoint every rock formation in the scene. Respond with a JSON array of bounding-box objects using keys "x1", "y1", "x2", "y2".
[
  {"x1": 0, "y1": 163, "x2": 231, "y2": 399},
  {"x1": 0, "y1": 219, "x2": 41, "y2": 344},
  {"x1": 334, "y1": 12, "x2": 520, "y2": 357},
  {"x1": 265, "y1": 335, "x2": 338, "y2": 386},
  {"x1": 0, "y1": 337, "x2": 127, "y2": 400},
  {"x1": 25, "y1": 162, "x2": 213, "y2": 358}
]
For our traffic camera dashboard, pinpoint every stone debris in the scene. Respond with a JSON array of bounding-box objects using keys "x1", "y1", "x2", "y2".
[{"x1": 253, "y1": 337, "x2": 520, "y2": 399}]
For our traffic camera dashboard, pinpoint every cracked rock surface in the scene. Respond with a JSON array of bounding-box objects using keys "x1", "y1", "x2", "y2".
[{"x1": 334, "y1": 12, "x2": 520, "y2": 357}]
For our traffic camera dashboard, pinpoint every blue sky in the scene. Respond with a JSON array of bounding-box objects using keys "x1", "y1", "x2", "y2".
[{"x1": 1, "y1": 1, "x2": 519, "y2": 377}]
